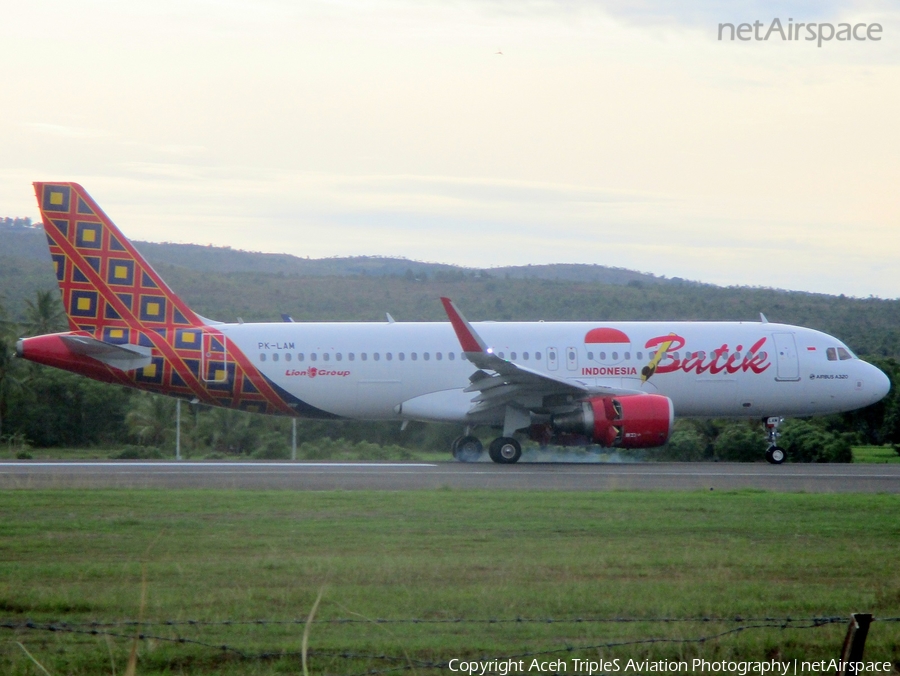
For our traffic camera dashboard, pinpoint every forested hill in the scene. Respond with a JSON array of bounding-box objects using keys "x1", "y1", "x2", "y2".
[
  {"x1": 2, "y1": 222, "x2": 900, "y2": 358},
  {"x1": 0, "y1": 223, "x2": 674, "y2": 285}
]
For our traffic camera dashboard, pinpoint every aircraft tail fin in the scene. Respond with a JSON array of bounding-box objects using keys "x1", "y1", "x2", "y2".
[{"x1": 33, "y1": 182, "x2": 205, "y2": 337}]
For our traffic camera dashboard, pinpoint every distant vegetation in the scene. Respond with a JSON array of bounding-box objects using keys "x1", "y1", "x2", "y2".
[{"x1": 1, "y1": 220, "x2": 898, "y2": 461}]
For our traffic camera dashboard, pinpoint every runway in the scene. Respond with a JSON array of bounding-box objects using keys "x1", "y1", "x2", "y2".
[{"x1": 0, "y1": 461, "x2": 898, "y2": 492}]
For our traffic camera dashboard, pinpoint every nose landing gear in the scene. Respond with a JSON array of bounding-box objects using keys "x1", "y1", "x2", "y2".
[{"x1": 763, "y1": 416, "x2": 786, "y2": 464}]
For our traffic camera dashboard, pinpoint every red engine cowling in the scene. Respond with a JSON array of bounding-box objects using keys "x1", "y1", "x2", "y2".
[{"x1": 551, "y1": 395, "x2": 674, "y2": 448}]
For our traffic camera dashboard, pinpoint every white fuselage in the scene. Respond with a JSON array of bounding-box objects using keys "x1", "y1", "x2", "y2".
[{"x1": 219, "y1": 320, "x2": 890, "y2": 423}]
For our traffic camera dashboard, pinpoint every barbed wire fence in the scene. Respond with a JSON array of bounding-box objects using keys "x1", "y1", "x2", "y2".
[{"x1": 2, "y1": 614, "x2": 897, "y2": 674}]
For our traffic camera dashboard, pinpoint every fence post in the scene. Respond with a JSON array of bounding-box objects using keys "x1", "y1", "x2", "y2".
[
  {"x1": 836, "y1": 613, "x2": 872, "y2": 676},
  {"x1": 176, "y1": 398, "x2": 182, "y2": 461}
]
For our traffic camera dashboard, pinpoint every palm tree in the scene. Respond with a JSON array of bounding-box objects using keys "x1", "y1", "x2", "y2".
[
  {"x1": 0, "y1": 302, "x2": 26, "y2": 439},
  {"x1": 125, "y1": 393, "x2": 176, "y2": 448},
  {"x1": 22, "y1": 290, "x2": 67, "y2": 336}
]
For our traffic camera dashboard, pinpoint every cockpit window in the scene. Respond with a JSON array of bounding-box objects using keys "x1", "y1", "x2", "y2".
[
  {"x1": 826, "y1": 348, "x2": 837, "y2": 361},
  {"x1": 837, "y1": 347, "x2": 853, "y2": 360}
]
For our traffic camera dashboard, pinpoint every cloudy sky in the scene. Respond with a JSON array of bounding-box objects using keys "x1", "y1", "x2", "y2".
[{"x1": 1, "y1": 1, "x2": 898, "y2": 297}]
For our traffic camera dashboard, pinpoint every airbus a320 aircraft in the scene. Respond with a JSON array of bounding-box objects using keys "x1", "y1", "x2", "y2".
[{"x1": 17, "y1": 183, "x2": 891, "y2": 464}]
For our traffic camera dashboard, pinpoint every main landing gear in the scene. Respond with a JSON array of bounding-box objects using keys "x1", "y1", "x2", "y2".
[
  {"x1": 451, "y1": 435, "x2": 483, "y2": 463},
  {"x1": 451, "y1": 434, "x2": 522, "y2": 464},
  {"x1": 488, "y1": 437, "x2": 521, "y2": 464},
  {"x1": 763, "y1": 416, "x2": 786, "y2": 465}
]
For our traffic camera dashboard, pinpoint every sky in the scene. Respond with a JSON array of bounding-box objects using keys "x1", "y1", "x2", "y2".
[{"x1": 1, "y1": 0, "x2": 898, "y2": 298}]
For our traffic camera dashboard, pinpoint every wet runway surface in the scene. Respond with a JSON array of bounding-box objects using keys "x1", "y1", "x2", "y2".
[{"x1": 1, "y1": 461, "x2": 899, "y2": 492}]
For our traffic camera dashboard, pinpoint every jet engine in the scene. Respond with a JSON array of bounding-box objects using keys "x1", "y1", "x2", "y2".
[{"x1": 549, "y1": 395, "x2": 674, "y2": 448}]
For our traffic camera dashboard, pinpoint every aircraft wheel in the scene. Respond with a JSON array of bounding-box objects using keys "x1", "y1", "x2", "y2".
[
  {"x1": 453, "y1": 435, "x2": 483, "y2": 462},
  {"x1": 489, "y1": 437, "x2": 522, "y2": 464},
  {"x1": 765, "y1": 445, "x2": 786, "y2": 465}
]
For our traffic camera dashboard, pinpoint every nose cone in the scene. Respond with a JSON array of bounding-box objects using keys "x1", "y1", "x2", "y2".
[{"x1": 863, "y1": 361, "x2": 891, "y2": 406}]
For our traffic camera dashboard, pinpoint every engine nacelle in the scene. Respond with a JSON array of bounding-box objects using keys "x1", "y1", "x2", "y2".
[{"x1": 551, "y1": 395, "x2": 674, "y2": 449}]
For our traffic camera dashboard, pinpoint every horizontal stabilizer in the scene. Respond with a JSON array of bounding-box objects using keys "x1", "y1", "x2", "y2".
[{"x1": 60, "y1": 334, "x2": 153, "y2": 371}]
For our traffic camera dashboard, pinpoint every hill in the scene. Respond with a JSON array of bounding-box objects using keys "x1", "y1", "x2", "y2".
[
  {"x1": 0, "y1": 222, "x2": 673, "y2": 285},
  {"x1": 2, "y1": 221, "x2": 899, "y2": 358}
]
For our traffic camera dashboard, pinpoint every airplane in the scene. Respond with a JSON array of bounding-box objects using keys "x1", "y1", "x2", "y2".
[{"x1": 15, "y1": 182, "x2": 891, "y2": 464}]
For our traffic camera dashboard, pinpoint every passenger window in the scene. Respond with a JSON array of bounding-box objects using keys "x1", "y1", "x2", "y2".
[
  {"x1": 611, "y1": 351, "x2": 618, "y2": 360},
  {"x1": 399, "y1": 353, "x2": 405, "y2": 361},
  {"x1": 637, "y1": 351, "x2": 643, "y2": 360},
  {"x1": 386, "y1": 353, "x2": 392, "y2": 361},
  {"x1": 758, "y1": 351, "x2": 767, "y2": 361},
  {"x1": 599, "y1": 352, "x2": 606, "y2": 360},
  {"x1": 336, "y1": 353, "x2": 342, "y2": 361},
  {"x1": 285, "y1": 353, "x2": 292, "y2": 362},
  {"x1": 310, "y1": 353, "x2": 317, "y2": 362},
  {"x1": 349, "y1": 353, "x2": 355, "y2": 361},
  {"x1": 273, "y1": 353, "x2": 279, "y2": 362},
  {"x1": 374, "y1": 353, "x2": 380, "y2": 361},
  {"x1": 624, "y1": 352, "x2": 630, "y2": 359},
  {"x1": 411, "y1": 352, "x2": 418, "y2": 360},
  {"x1": 838, "y1": 347, "x2": 852, "y2": 360},
  {"x1": 424, "y1": 352, "x2": 430, "y2": 361},
  {"x1": 587, "y1": 351, "x2": 593, "y2": 360},
  {"x1": 685, "y1": 352, "x2": 692, "y2": 359},
  {"x1": 323, "y1": 353, "x2": 330, "y2": 362},
  {"x1": 449, "y1": 352, "x2": 455, "y2": 361},
  {"x1": 535, "y1": 351, "x2": 541, "y2": 360},
  {"x1": 510, "y1": 352, "x2": 516, "y2": 360},
  {"x1": 523, "y1": 352, "x2": 530, "y2": 360},
  {"x1": 259, "y1": 353, "x2": 266, "y2": 362},
  {"x1": 671, "y1": 352, "x2": 678, "y2": 360},
  {"x1": 436, "y1": 352, "x2": 443, "y2": 360},
  {"x1": 298, "y1": 353, "x2": 305, "y2": 362},
  {"x1": 361, "y1": 353, "x2": 367, "y2": 361}
]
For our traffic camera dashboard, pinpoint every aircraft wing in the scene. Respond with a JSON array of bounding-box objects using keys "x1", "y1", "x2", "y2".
[{"x1": 441, "y1": 297, "x2": 642, "y2": 416}]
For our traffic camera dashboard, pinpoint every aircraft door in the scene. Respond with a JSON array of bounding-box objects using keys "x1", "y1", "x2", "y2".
[
  {"x1": 547, "y1": 348, "x2": 559, "y2": 371},
  {"x1": 201, "y1": 332, "x2": 229, "y2": 383},
  {"x1": 772, "y1": 332, "x2": 800, "y2": 382},
  {"x1": 565, "y1": 346, "x2": 578, "y2": 371}
]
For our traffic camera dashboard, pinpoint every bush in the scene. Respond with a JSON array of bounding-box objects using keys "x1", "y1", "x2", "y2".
[
  {"x1": 658, "y1": 425, "x2": 709, "y2": 461},
  {"x1": 780, "y1": 419, "x2": 852, "y2": 463},
  {"x1": 712, "y1": 424, "x2": 760, "y2": 462}
]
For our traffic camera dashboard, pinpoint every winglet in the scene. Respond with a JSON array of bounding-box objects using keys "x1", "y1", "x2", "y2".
[{"x1": 440, "y1": 297, "x2": 488, "y2": 353}]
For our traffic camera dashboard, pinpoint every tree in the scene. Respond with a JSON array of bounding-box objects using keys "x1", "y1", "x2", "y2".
[
  {"x1": 839, "y1": 356, "x2": 900, "y2": 445},
  {"x1": 125, "y1": 392, "x2": 175, "y2": 448},
  {"x1": 0, "y1": 302, "x2": 26, "y2": 439},
  {"x1": 22, "y1": 289, "x2": 67, "y2": 336}
]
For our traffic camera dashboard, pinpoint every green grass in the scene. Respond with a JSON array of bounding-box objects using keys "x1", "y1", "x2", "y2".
[
  {"x1": 853, "y1": 445, "x2": 900, "y2": 463},
  {"x1": 0, "y1": 490, "x2": 899, "y2": 674}
]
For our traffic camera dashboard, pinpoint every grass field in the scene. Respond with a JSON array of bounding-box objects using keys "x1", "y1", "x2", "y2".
[
  {"x1": 853, "y1": 446, "x2": 900, "y2": 463},
  {"x1": 1, "y1": 490, "x2": 899, "y2": 675}
]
